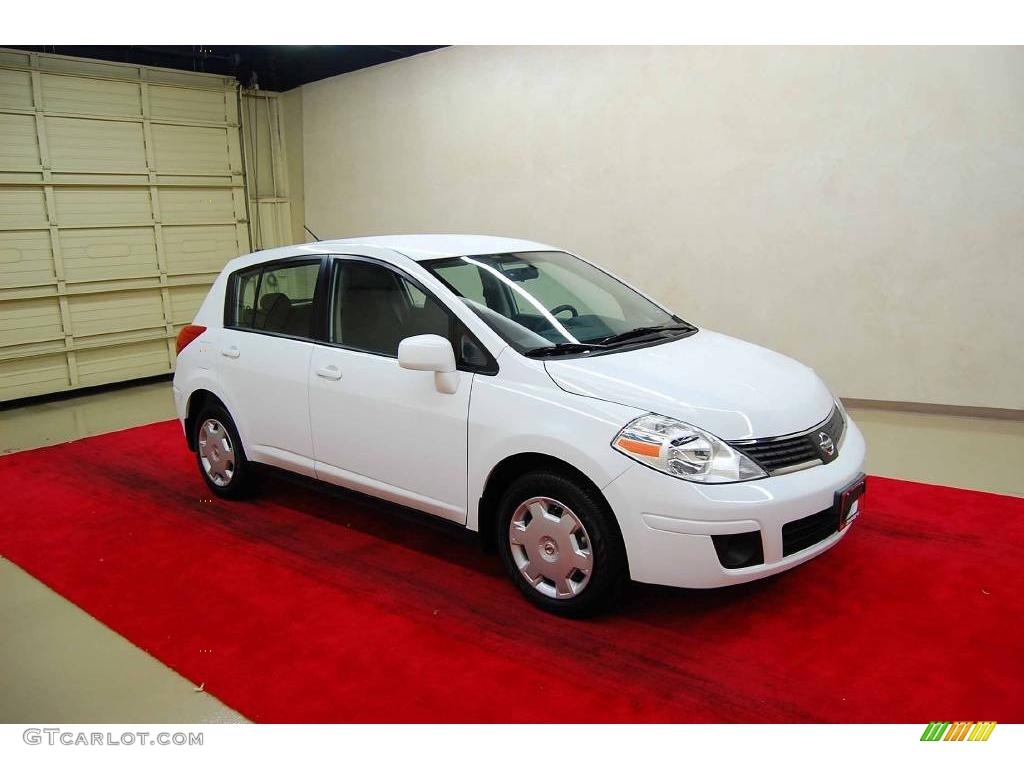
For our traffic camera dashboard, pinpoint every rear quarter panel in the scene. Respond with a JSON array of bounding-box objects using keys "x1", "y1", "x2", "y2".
[{"x1": 172, "y1": 274, "x2": 251, "y2": 447}]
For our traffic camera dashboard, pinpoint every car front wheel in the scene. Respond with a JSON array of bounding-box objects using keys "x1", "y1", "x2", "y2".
[{"x1": 497, "y1": 470, "x2": 627, "y2": 617}]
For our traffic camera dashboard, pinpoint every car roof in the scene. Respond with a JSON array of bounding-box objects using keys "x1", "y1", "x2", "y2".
[
  {"x1": 325, "y1": 234, "x2": 559, "y2": 261},
  {"x1": 226, "y1": 234, "x2": 561, "y2": 272}
]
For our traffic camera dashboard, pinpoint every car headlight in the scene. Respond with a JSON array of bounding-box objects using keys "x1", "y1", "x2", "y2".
[
  {"x1": 612, "y1": 414, "x2": 767, "y2": 483},
  {"x1": 834, "y1": 396, "x2": 849, "y2": 422}
]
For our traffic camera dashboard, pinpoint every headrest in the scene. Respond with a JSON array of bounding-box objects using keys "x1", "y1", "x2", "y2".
[
  {"x1": 260, "y1": 292, "x2": 291, "y2": 311},
  {"x1": 344, "y1": 264, "x2": 398, "y2": 292}
]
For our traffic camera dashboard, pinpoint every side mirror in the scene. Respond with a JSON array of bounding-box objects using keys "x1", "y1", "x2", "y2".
[{"x1": 398, "y1": 334, "x2": 459, "y2": 394}]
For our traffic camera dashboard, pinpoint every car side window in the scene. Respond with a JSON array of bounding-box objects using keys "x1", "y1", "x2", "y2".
[
  {"x1": 252, "y1": 262, "x2": 320, "y2": 337},
  {"x1": 330, "y1": 260, "x2": 446, "y2": 355},
  {"x1": 227, "y1": 260, "x2": 321, "y2": 339},
  {"x1": 231, "y1": 267, "x2": 261, "y2": 328},
  {"x1": 403, "y1": 280, "x2": 429, "y2": 309},
  {"x1": 330, "y1": 260, "x2": 496, "y2": 372}
]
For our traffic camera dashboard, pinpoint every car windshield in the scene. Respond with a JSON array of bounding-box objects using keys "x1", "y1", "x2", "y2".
[{"x1": 424, "y1": 251, "x2": 695, "y2": 356}]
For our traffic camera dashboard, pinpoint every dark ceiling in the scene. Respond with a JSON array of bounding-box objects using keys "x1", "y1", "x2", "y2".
[{"x1": 8, "y1": 45, "x2": 445, "y2": 91}]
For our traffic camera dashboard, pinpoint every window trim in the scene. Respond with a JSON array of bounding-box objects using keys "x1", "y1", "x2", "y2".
[
  {"x1": 223, "y1": 255, "x2": 329, "y2": 343},
  {"x1": 323, "y1": 254, "x2": 499, "y2": 375}
]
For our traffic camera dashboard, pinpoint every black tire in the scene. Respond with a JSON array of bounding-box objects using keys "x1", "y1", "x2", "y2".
[
  {"x1": 193, "y1": 403, "x2": 255, "y2": 499},
  {"x1": 496, "y1": 470, "x2": 627, "y2": 617}
]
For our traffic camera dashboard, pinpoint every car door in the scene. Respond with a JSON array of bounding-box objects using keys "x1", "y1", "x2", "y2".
[
  {"x1": 308, "y1": 256, "x2": 492, "y2": 524},
  {"x1": 218, "y1": 256, "x2": 325, "y2": 477}
]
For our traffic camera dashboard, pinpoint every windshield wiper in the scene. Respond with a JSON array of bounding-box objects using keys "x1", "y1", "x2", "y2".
[
  {"x1": 524, "y1": 342, "x2": 606, "y2": 358},
  {"x1": 592, "y1": 323, "x2": 695, "y2": 347}
]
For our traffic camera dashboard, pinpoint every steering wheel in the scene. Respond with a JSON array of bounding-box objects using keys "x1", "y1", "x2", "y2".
[{"x1": 551, "y1": 303, "x2": 579, "y2": 319}]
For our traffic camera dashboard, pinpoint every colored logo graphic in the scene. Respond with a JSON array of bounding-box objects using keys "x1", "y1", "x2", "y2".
[{"x1": 921, "y1": 722, "x2": 997, "y2": 741}]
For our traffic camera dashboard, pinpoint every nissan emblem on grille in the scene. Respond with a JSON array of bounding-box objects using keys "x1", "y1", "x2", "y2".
[{"x1": 818, "y1": 431, "x2": 836, "y2": 459}]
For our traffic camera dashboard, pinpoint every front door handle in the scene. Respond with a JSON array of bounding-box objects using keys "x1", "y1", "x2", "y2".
[
  {"x1": 315, "y1": 364, "x2": 342, "y2": 381},
  {"x1": 221, "y1": 346, "x2": 240, "y2": 359}
]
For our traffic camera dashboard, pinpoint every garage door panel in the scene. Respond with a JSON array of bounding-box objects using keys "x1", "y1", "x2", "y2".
[
  {"x1": 0, "y1": 114, "x2": 41, "y2": 168},
  {"x1": 0, "y1": 296, "x2": 63, "y2": 347},
  {"x1": 168, "y1": 284, "x2": 209, "y2": 325},
  {"x1": 152, "y1": 124, "x2": 231, "y2": 173},
  {"x1": 159, "y1": 187, "x2": 236, "y2": 223},
  {"x1": 149, "y1": 85, "x2": 228, "y2": 124},
  {"x1": 75, "y1": 339, "x2": 171, "y2": 387},
  {"x1": 153, "y1": 175, "x2": 232, "y2": 186},
  {"x1": 0, "y1": 67, "x2": 33, "y2": 109},
  {"x1": 0, "y1": 230, "x2": 55, "y2": 289},
  {"x1": 55, "y1": 187, "x2": 153, "y2": 227},
  {"x1": 68, "y1": 289, "x2": 165, "y2": 337},
  {"x1": 0, "y1": 51, "x2": 251, "y2": 401},
  {"x1": 0, "y1": 171, "x2": 44, "y2": 184},
  {"x1": 164, "y1": 224, "x2": 242, "y2": 275},
  {"x1": 60, "y1": 227, "x2": 159, "y2": 283},
  {"x1": 39, "y1": 56, "x2": 141, "y2": 82},
  {"x1": 0, "y1": 188, "x2": 48, "y2": 230},
  {"x1": 50, "y1": 172, "x2": 151, "y2": 186},
  {"x1": 0, "y1": 353, "x2": 70, "y2": 400},
  {"x1": 41, "y1": 73, "x2": 142, "y2": 117},
  {"x1": 46, "y1": 117, "x2": 147, "y2": 172}
]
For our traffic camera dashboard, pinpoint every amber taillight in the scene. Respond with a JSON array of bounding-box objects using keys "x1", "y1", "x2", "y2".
[{"x1": 176, "y1": 324, "x2": 207, "y2": 355}]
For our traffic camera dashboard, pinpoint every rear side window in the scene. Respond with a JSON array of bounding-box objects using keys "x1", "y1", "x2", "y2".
[
  {"x1": 227, "y1": 260, "x2": 321, "y2": 339},
  {"x1": 232, "y1": 267, "x2": 261, "y2": 327}
]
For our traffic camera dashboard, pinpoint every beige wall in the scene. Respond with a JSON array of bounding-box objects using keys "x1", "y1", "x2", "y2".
[{"x1": 300, "y1": 46, "x2": 1024, "y2": 409}]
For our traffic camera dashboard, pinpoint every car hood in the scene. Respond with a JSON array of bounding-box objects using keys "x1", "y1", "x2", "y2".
[{"x1": 543, "y1": 330, "x2": 834, "y2": 441}]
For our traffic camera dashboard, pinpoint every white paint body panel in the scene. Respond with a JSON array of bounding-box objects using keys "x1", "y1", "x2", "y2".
[
  {"x1": 217, "y1": 328, "x2": 316, "y2": 477},
  {"x1": 606, "y1": 421, "x2": 866, "y2": 588},
  {"x1": 308, "y1": 344, "x2": 471, "y2": 523},
  {"x1": 465, "y1": 350, "x2": 643, "y2": 532},
  {"x1": 173, "y1": 235, "x2": 867, "y2": 590},
  {"x1": 545, "y1": 329, "x2": 834, "y2": 441}
]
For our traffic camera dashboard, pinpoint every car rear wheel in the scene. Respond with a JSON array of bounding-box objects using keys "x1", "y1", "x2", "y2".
[
  {"x1": 497, "y1": 470, "x2": 627, "y2": 617},
  {"x1": 194, "y1": 404, "x2": 255, "y2": 499}
]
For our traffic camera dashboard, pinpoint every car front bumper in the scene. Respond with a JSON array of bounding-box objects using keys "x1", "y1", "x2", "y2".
[{"x1": 603, "y1": 419, "x2": 867, "y2": 588}]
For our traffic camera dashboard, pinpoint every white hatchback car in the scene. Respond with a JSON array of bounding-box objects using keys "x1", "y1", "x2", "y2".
[{"x1": 173, "y1": 235, "x2": 866, "y2": 615}]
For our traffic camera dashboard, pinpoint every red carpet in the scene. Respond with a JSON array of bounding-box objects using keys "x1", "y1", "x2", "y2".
[{"x1": 1, "y1": 419, "x2": 1021, "y2": 723}]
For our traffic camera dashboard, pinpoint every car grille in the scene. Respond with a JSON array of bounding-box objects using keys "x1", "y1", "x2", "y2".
[
  {"x1": 782, "y1": 506, "x2": 839, "y2": 557},
  {"x1": 728, "y1": 406, "x2": 846, "y2": 475}
]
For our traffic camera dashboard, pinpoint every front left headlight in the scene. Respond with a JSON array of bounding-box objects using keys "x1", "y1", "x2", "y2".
[
  {"x1": 834, "y1": 396, "x2": 849, "y2": 422},
  {"x1": 612, "y1": 414, "x2": 767, "y2": 484}
]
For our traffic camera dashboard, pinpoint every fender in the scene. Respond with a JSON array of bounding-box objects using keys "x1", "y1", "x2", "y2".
[{"x1": 465, "y1": 353, "x2": 643, "y2": 532}]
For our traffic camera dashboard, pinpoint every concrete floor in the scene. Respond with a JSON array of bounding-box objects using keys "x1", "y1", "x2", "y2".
[
  {"x1": 0, "y1": 380, "x2": 245, "y2": 724},
  {"x1": 0, "y1": 557, "x2": 244, "y2": 723},
  {"x1": 0, "y1": 378, "x2": 1021, "y2": 723}
]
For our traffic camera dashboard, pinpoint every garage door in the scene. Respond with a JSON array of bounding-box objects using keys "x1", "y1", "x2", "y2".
[{"x1": 0, "y1": 49, "x2": 252, "y2": 402}]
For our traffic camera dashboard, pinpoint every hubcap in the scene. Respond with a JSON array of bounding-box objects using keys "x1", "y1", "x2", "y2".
[
  {"x1": 508, "y1": 496, "x2": 593, "y2": 599},
  {"x1": 198, "y1": 418, "x2": 235, "y2": 487}
]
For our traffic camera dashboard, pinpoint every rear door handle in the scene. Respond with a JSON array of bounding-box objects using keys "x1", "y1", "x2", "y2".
[
  {"x1": 221, "y1": 346, "x2": 240, "y2": 359},
  {"x1": 315, "y1": 365, "x2": 342, "y2": 381}
]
